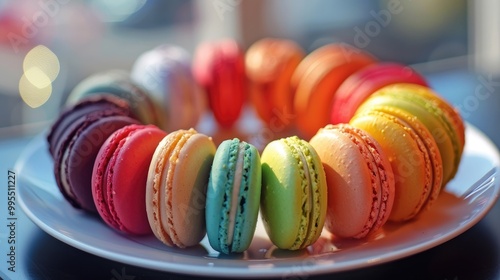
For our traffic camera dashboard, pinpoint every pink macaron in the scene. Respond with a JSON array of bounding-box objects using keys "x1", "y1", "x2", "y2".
[
  {"x1": 309, "y1": 124, "x2": 395, "y2": 238},
  {"x1": 330, "y1": 62, "x2": 427, "y2": 124},
  {"x1": 92, "y1": 124, "x2": 167, "y2": 235}
]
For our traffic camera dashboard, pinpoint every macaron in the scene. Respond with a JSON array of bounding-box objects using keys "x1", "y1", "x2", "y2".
[
  {"x1": 350, "y1": 108, "x2": 442, "y2": 222},
  {"x1": 260, "y1": 136, "x2": 327, "y2": 250},
  {"x1": 48, "y1": 96, "x2": 138, "y2": 212},
  {"x1": 47, "y1": 95, "x2": 133, "y2": 159},
  {"x1": 291, "y1": 43, "x2": 376, "y2": 139},
  {"x1": 309, "y1": 124, "x2": 395, "y2": 238},
  {"x1": 146, "y1": 128, "x2": 216, "y2": 247},
  {"x1": 66, "y1": 70, "x2": 165, "y2": 129},
  {"x1": 371, "y1": 106, "x2": 444, "y2": 210},
  {"x1": 92, "y1": 124, "x2": 167, "y2": 235},
  {"x1": 193, "y1": 39, "x2": 246, "y2": 128},
  {"x1": 330, "y1": 63, "x2": 428, "y2": 124},
  {"x1": 245, "y1": 38, "x2": 304, "y2": 127},
  {"x1": 131, "y1": 44, "x2": 206, "y2": 131},
  {"x1": 205, "y1": 138, "x2": 261, "y2": 254},
  {"x1": 355, "y1": 83, "x2": 464, "y2": 185}
]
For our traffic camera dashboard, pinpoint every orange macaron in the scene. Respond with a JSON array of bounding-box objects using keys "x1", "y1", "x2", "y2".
[
  {"x1": 245, "y1": 38, "x2": 305, "y2": 128},
  {"x1": 355, "y1": 83, "x2": 464, "y2": 185},
  {"x1": 350, "y1": 107, "x2": 443, "y2": 222},
  {"x1": 291, "y1": 43, "x2": 376, "y2": 139}
]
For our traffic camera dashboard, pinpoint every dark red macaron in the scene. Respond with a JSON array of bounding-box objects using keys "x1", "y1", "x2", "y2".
[{"x1": 47, "y1": 95, "x2": 135, "y2": 159}]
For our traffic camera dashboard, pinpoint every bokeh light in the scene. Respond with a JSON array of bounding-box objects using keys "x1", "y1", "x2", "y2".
[
  {"x1": 90, "y1": 0, "x2": 147, "y2": 22},
  {"x1": 19, "y1": 74, "x2": 52, "y2": 108},
  {"x1": 19, "y1": 45, "x2": 60, "y2": 108}
]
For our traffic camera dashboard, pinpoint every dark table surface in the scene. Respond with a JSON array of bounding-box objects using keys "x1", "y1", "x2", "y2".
[{"x1": 1, "y1": 65, "x2": 500, "y2": 280}]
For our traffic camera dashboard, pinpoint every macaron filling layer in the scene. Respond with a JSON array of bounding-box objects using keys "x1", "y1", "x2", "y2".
[
  {"x1": 226, "y1": 142, "x2": 245, "y2": 246},
  {"x1": 60, "y1": 148, "x2": 76, "y2": 201},
  {"x1": 218, "y1": 140, "x2": 254, "y2": 253},
  {"x1": 289, "y1": 139, "x2": 313, "y2": 246},
  {"x1": 283, "y1": 137, "x2": 321, "y2": 249}
]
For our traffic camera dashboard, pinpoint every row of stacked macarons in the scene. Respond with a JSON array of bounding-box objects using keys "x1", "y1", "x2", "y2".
[
  {"x1": 66, "y1": 38, "x2": 429, "y2": 140},
  {"x1": 48, "y1": 38, "x2": 465, "y2": 254}
]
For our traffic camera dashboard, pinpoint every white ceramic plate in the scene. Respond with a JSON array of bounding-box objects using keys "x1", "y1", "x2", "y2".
[{"x1": 16, "y1": 124, "x2": 500, "y2": 278}]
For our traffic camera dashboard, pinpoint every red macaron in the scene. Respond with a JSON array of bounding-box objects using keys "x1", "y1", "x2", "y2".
[
  {"x1": 92, "y1": 124, "x2": 167, "y2": 235},
  {"x1": 193, "y1": 38, "x2": 246, "y2": 128}
]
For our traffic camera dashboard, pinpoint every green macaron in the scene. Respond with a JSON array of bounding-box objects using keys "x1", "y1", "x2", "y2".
[
  {"x1": 260, "y1": 136, "x2": 327, "y2": 250},
  {"x1": 205, "y1": 138, "x2": 262, "y2": 254}
]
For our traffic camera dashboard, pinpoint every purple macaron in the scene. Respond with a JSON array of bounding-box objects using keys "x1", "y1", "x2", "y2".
[{"x1": 48, "y1": 96, "x2": 139, "y2": 212}]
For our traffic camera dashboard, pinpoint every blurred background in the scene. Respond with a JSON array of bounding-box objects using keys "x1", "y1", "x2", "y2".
[{"x1": 0, "y1": 0, "x2": 498, "y2": 144}]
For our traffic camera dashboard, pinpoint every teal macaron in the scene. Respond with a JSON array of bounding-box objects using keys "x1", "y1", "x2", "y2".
[
  {"x1": 205, "y1": 138, "x2": 262, "y2": 254},
  {"x1": 260, "y1": 136, "x2": 327, "y2": 250}
]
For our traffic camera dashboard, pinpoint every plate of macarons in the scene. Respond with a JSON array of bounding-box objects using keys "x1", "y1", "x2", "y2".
[{"x1": 17, "y1": 39, "x2": 500, "y2": 278}]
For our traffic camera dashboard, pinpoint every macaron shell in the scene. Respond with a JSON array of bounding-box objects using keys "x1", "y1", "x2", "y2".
[
  {"x1": 93, "y1": 124, "x2": 166, "y2": 235},
  {"x1": 291, "y1": 43, "x2": 352, "y2": 90},
  {"x1": 170, "y1": 133, "x2": 215, "y2": 246},
  {"x1": 309, "y1": 124, "x2": 395, "y2": 238},
  {"x1": 331, "y1": 63, "x2": 428, "y2": 124},
  {"x1": 64, "y1": 115, "x2": 139, "y2": 212},
  {"x1": 245, "y1": 38, "x2": 304, "y2": 125},
  {"x1": 350, "y1": 111, "x2": 431, "y2": 222},
  {"x1": 147, "y1": 129, "x2": 216, "y2": 248},
  {"x1": 48, "y1": 95, "x2": 132, "y2": 158},
  {"x1": 206, "y1": 140, "x2": 233, "y2": 253},
  {"x1": 131, "y1": 45, "x2": 206, "y2": 131},
  {"x1": 66, "y1": 70, "x2": 163, "y2": 128},
  {"x1": 111, "y1": 126, "x2": 166, "y2": 234},
  {"x1": 370, "y1": 106, "x2": 443, "y2": 209},
  {"x1": 206, "y1": 139, "x2": 261, "y2": 253},
  {"x1": 356, "y1": 84, "x2": 461, "y2": 184},
  {"x1": 53, "y1": 109, "x2": 133, "y2": 210},
  {"x1": 92, "y1": 125, "x2": 140, "y2": 231},
  {"x1": 146, "y1": 131, "x2": 181, "y2": 247},
  {"x1": 399, "y1": 84, "x2": 465, "y2": 152},
  {"x1": 261, "y1": 140, "x2": 303, "y2": 249},
  {"x1": 260, "y1": 137, "x2": 327, "y2": 249},
  {"x1": 293, "y1": 44, "x2": 376, "y2": 139},
  {"x1": 193, "y1": 39, "x2": 246, "y2": 127}
]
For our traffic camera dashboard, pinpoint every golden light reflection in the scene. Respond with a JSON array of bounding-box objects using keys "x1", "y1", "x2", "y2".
[
  {"x1": 19, "y1": 45, "x2": 60, "y2": 108},
  {"x1": 24, "y1": 67, "x2": 52, "y2": 89},
  {"x1": 19, "y1": 74, "x2": 52, "y2": 108}
]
